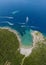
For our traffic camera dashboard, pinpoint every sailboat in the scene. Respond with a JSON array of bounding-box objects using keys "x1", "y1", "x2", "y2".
[
  {"x1": 26, "y1": 16, "x2": 29, "y2": 23},
  {"x1": 21, "y1": 16, "x2": 29, "y2": 27}
]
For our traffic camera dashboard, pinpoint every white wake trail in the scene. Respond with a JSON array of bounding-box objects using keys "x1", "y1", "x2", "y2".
[
  {"x1": 12, "y1": 10, "x2": 20, "y2": 15},
  {"x1": 0, "y1": 16, "x2": 13, "y2": 19},
  {"x1": 0, "y1": 21, "x2": 14, "y2": 25}
]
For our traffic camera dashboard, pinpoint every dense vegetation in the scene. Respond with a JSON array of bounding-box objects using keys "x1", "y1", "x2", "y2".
[
  {"x1": 23, "y1": 42, "x2": 46, "y2": 65},
  {"x1": 0, "y1": 29, "x2": 24, "y2": 65},
  {"x1": 0, "y1": 29, "x2": 46, "y2": 65}
]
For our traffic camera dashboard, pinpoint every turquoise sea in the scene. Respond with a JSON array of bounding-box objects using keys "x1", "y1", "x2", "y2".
[{"x1": 0, "y1": 0, "x2": 46, "y2": 46}]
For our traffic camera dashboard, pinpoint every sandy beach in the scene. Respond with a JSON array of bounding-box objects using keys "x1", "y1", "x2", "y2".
[
  {"x1": 0, "y1": 27, "x2": 21, "y2": 45},
  {"x1": 20, "y1": 30, "x2": 44, "y2": 57},
  {"x1": 0, "y1": 27, "x2": 44, "y2": 57}
]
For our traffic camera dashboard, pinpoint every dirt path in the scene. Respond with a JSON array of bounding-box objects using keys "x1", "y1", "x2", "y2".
[{"x1": 21, "y1": 56, "x2": 26, "y2": 65}]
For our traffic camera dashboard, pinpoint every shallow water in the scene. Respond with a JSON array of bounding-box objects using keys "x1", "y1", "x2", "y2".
[
  {"x1": 21, "y1": 30, "x2": 33, "y2": 46},
  {"x1": 0, "y1": 0, "x2": 46, "y2": 46}
]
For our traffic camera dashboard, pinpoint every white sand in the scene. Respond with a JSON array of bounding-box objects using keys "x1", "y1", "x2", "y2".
[
  {"x1": 0, "y1": 27, "x2": 44, "y2": 57},
  {"x1": 0, "y1": 27, "x2": 21, "y2": 44},
  {"x1": 20, "y1": 31, "x2": 44, "y2": 57},
  {"x1": 20, "y1": 47, "x2": 33, "y2": 57}
]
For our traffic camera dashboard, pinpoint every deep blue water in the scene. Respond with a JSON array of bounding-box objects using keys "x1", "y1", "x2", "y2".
[
  {"x1": 0, "y1": 0, "x2": 46, "y2": 46},
  {"x1": 0, "y1": 9, "x2": 46, "y2": 34}
]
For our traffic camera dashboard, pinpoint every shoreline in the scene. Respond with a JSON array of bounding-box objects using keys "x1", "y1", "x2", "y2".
[
  {"x1": 0, "y1": 26, "x2": 44, "y2": 57},
  {"x1": 0, "y1": 26, "x2": 33, "y2": 57},
  {"x1": 0, "y1": 26, "x2": 33, "y2": 48},
  {"x1": 0, "y1": 26, "x2": 22, "y2": 46},
  {"x1": 31, "y1": 31, "x2": 44, "y2": 47}
]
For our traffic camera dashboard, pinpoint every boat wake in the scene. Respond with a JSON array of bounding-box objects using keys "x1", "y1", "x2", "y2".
[
  {"x1": 0, "y1": 21, "x2": 14, "y2": 25},
  {"x1": 0, "y1": 16, "x2": 13, "y2": 19},
  {"x1": 12, "y1": 10, "x2": 20, "y2": 15}
]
